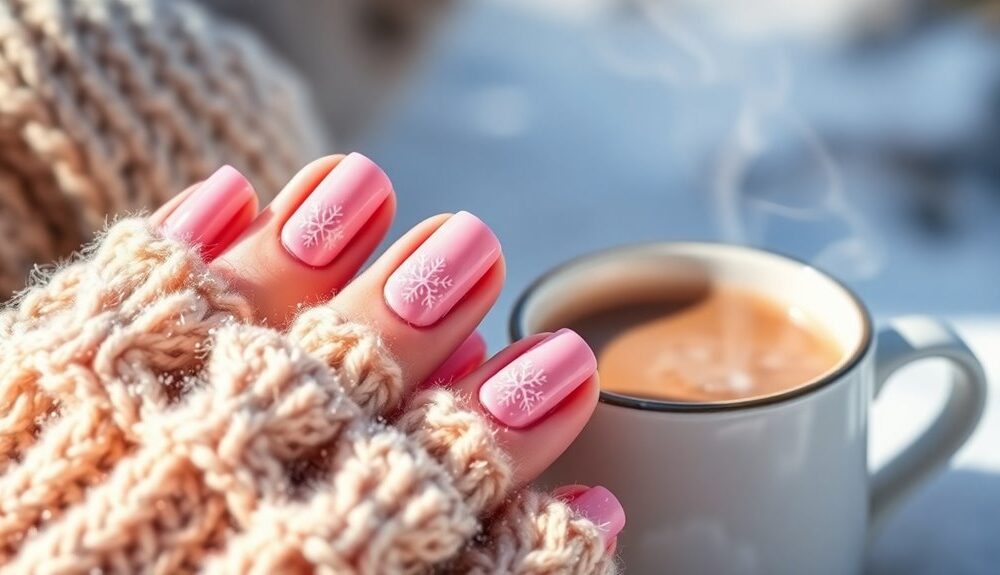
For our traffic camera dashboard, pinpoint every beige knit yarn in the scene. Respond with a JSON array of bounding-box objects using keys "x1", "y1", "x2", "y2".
[
  {"x1": 0, "y1": 0, "x2": 327, "y2": 298},
  {"x1": 0, "y1": 218, "x2": 617, "y2": 574}
]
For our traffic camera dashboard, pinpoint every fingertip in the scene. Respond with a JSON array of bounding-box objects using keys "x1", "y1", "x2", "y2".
[
  {"x1": 156, "y1": 166, "x2": 260, "y2": 260},
  {"x1": 149, "y1": 182, "x2": 203, "y2": 227},
  {"x1": 479, "y1": 329, "x2": 597, "y2": 429},
  {"x1": 567, "y1": 485, "x2": 626, "y2": 547}
]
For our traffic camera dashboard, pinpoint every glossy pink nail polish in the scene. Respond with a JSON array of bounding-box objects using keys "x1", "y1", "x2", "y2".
[
  {"x1": 384, "y1": 212, "x2": 500, "y2": 327},
  {"x1": 568, "y1": 486, "x2": 626, "y2": 546},
  {"x1": 162, "y1": 165, "x2": 255, "y2": 248},
  {"x1": 478, "y1": 329, "x2": 596, "y2": 429},
  {"x1": 281, "y1": 152, "x2": 392, "y2": 267},
  {"x1": 423, "y1": 331, "x2": 487, "y2": 387}
]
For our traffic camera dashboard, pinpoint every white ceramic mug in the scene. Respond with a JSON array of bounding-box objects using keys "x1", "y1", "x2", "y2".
[{"x1": 510, "y1": 243, "x2": 988, "y2": 575}]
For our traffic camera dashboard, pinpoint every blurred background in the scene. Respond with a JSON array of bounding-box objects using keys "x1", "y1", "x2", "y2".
[
  {"x1": 210, "y1": 0, "x2": 1000, "y2": 331},
  {"x1": 210, "y1": 0, "x2": 1000, "y2": 572}
]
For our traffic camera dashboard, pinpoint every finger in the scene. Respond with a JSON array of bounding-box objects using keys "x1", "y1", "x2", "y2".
[
  {"x1": 154, "y1": 167, "x2": 259, "y2": 261},
  {"x1": 451, "y1": 329, "x2": 601, "y2": 484},
  {"x1": 325, "y1": 211, "x2": 504, "y2": 390},
  {"x1": 210, "y1": 153, "x2": 396, "y2": 326}
]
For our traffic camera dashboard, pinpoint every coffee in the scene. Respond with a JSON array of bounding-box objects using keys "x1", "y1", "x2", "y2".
[{"x1": 566, "y1": 285, "x2": 843, "y2": 403}]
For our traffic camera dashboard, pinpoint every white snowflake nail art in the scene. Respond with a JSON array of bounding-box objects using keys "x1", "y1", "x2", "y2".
[
  {"x1": 394, "y1": 253, "x2": 454, "y2": 309},
  {"x1": 496, "y1": 359, "x2": 547, "y2": 413},
  {"x1": 300, "y1": 204, "x2": 344, "y2": 248}
]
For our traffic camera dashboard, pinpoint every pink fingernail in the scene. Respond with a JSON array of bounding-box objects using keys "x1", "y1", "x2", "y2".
[
  {"x1": 568, "y1": 486, "x2": 626, "y2": 546},
  {"x1": 162, "y1": 165, "x2": 255, "y2": 249},
  {"x1": 384, "y1": 212, "x2": 500, "y2": 327},
  {"x1": 281, "y1": 152, "x2": 392, "y2": 267},
  {"x1": 478, "y1": 329, "x2": 596, "y2": 429},
  {"x1": 423, "y1": 331, "x2": 487, "y2": 387}
]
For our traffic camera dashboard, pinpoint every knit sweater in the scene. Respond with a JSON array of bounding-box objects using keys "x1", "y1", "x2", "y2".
[
  {"x1": 0, "y1": 219, "x2": 616, "y2": 574},
  {"x1": 0, "y1": 0, "x2": 326, "y2": 299}
]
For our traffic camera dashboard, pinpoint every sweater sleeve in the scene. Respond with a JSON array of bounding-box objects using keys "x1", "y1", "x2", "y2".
[
  {"x1": 398, "y1": 390, "x2": 618, "y2": 575},
  {"x1": 0, "y1": 219, "x2": 616, "y2": 574},
  {"x1": 450, "y1": 489, "x2": 617, "y2": 575},
  {"x1": 0, "y1": 219, "x2": 252, "y2": 565},
  {"x1": 0, "y1": 0, "x2": 326, "y2": 299}
]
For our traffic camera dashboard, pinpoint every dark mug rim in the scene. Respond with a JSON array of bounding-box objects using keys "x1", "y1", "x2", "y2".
[{"x1": 508, "y1": 242, "x2": 874, "y2": 413}]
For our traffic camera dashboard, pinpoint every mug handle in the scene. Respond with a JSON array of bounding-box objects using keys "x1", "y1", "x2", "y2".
[{"x1": 869, "y1": 316, "x2": 988, "y2": 531}]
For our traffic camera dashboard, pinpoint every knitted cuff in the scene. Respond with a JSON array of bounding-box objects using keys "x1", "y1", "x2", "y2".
[
  {"x1": 208, "y1": 417, "x2": 477, "y2": 574},
  {"x1": 395, "y1": 390, "x2": 618, "y2": 575},
  {"x1": 287, "y1": 305, "x2": 404, "y2": 415},
  {"x1": 0, "y1": 218, "x2": 615, "y2": 573},
  {"x1": 0, "y1": 220, "x2": 480, "y2": 573},
  {"x1": 452, "y1": 490, "x2": 617, "y2": 575},
  {"x1": 4, "y1": 324, "x2": 357, "y2": 573},
  {"x1": 396, "y1": 388, "x2": 513, "y2": 516},
  {"x1": 0, "y1": 219, "x2": 251, "y2": 561}
]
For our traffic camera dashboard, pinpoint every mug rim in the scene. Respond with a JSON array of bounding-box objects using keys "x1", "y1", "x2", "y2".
[{"x1": 508, "y1": 241, "x2": 874, "y2": 413}]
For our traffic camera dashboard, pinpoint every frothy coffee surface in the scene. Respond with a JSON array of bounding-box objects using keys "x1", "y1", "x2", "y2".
[{"x1": 566, "y1": 286, "x2": 843, "y2": 403}]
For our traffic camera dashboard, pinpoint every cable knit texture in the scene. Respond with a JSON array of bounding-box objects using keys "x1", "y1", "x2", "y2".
[
  {"x1": 0, "y1": 0, "x2": 327, "y2": 299},
  {"x1": 0, "y1": 218, "x2": 617, "y2": 574},
  {"x1": 453, "y1": 491, "x2": 617, "y2": 575},
  {"x1": 288, "y1": 306, "x2": 404, "y2": 416}
]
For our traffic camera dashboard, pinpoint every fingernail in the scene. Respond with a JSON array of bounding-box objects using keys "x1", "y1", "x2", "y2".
[
  {"x1": 478, "y1": 328, "x2": 596, "y2": 429},
  {"x1": 281, "y1": 152, "x2": 392, "y2": 267},
  {"x1": 568, "y1": 486, "x2": 626, "y2": 546},
  {"x1": 423, "y1": 331, "x2": 487, "y2": 387},
  {"x1": 162, "y1": 165, "x2": 255, "y2": 248},
  {"x1": 384, "y1": 212, "x2": 500, "y2": 327}
]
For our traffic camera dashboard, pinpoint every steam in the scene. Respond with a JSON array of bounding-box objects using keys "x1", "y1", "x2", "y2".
[
  {"x1": 713, "y1": 61, "x2": 884, "y2": 280},
  {"x1": 590, "y1": 1, "x2": 881, "y2": 398},
  {"x1": 597, "y1": 0, "x2": 883, "y2": 281}
]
